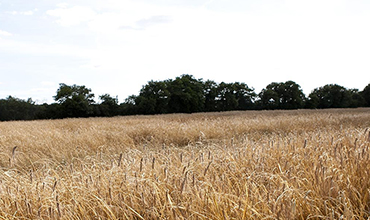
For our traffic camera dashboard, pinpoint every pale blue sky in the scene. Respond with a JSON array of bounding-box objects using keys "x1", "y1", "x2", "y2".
[{"x1": 1, "y1": 0, "x2": 369, "y2": 103}]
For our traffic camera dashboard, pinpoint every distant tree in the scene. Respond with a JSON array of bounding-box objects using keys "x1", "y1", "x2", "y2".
[
  {"x1": 0, "y1": 96, "x2": 39, "y2": 121},
  {"x1": 98, "y1": 94, "x2": 119, "y2": 117},
  {"x1": 125, "y1": 76, "x2": 256, "y2": 114},
  {"x1": 348, "y1": 89, "x2": 365, "y2": 108},
  {"x1": 203, "y1": 80, "x2": 218, "y2": 112},
  {"x1": 215, "y1": 82, "x2": 238, "y2": 111},
  {"x1": 232, "y1": 82, "x2": 256, "y2": 110},
  {"x1": 54, "y1": 83, "x2": 95, "y2": 118},
  {"x1": 134, "y1": 96, "x2": 156, "y2": 114},
  {"x1": 135, "y1": 80, "x2": 170, "y2": 114},
  {"x1": 258, "y1": 83, "x2": 280, "y2": 109},
  {"x1": 282, "y1": 81, "x2": 305, "y2": 109},
  {"x1": 305, "y1": 92, "x2": 320, "y2": 109},
  {"x1": 36, "y1": 103, "x2": 61, "y2": 119},
  {"x1": 259, "y1": 81, "x2": 305, "y2": 109},
  {"x1": 308, "y1": 84, "x2": 351, "y2": 108},
  {"x1": 125, "y1": 95, "x2": 137, "y2": 106},
  {"x1": 100, "y1": 94, "x2": 118, "y2": 105},
  {"x1": 120, "y1": 95, "x2": 139, "y2": 115},
  {"x1": 361, "y1": 83, "x2": 370, "y2": 107},
  {"x1": 167, "y1": 75, "x2": 205, "y2": 113}
]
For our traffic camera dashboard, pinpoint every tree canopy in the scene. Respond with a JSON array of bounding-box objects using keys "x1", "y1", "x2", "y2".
[
  {"x1": 308, "y1": 84, "x2": 352, "y2": 108},
  {"x1": 54, "y1": 83, "x2": 95, "y2": 118},
  {"x1": 126, "y1": 75, "x2": 256, "y2": 114},
  {"x1": 0, "y1": 77, "x2": 369, "y2": 121},
  {"x1": 362, "y1": 84, "x2": 370, "y2": 107},
  {"x1": 258, "y1": 81, "x2": 305, "y2": 109}
]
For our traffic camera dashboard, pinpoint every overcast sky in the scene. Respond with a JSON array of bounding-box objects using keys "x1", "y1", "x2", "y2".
[{"x1": 1, "y1": 0, "x2": 369, "y2": 103}]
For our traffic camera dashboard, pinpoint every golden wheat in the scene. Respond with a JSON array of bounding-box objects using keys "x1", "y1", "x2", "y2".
[{"x1": 0, "y1": 108, "x2": 369, "y2": 219}]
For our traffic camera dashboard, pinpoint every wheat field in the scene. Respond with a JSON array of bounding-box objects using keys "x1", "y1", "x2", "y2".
[{"x1": 0, "y1": 108, "x2": 369, "y2": 219}]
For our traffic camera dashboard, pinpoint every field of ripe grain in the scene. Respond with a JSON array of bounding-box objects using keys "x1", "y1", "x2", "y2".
[{"x1": 0, "y1": 109, "x2": 369, "y2": 219}]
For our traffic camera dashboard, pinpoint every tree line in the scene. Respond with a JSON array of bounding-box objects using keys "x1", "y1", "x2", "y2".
[{"x1": 1, "y1": 74, "x2": 369, "y2": 121}]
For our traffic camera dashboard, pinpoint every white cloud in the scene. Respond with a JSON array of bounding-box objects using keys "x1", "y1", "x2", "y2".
[
  {"x1": 7, "y1": 10, "x2": 35, "y2": 16},
  {"x1": 285, "y1": 0, "x2": 346, "y2": 16},
  {"x1": 42, "y1": 0, "x2": 370, "y2": 82},
  {"x1": 47, "y1": 0, "x2": 176, "y2": 32},
  {"x1": 87, "y1": 12, "x2": 125, "y2": 33},
  {"x1": 46, "y1": 6, "x2": 96, "y2": 27},
  {"x1": 56, "y1": 3, "x2": 69, "y2": 8},
  {"x1": 0, "y1": 30, "x2": 12, "y2": 36},
  {"x1": 127, "y1": 15, "x2": 172, "y2": 30},
  {"x1": 0, "y1": 38, "x2": 93, "y2": 58},
  {"x1": 22, "y1": 11, "x2": 34, "y2": 15},
  {"x1": 41, "y1": 81, "x2": 57, "y2": 87}
]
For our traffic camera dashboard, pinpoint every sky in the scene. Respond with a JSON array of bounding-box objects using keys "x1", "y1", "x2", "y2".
[{"x1": 0, "y1": 0, "x2": 370, "y2": 104}]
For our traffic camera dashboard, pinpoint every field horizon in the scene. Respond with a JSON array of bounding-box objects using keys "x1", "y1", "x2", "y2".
[{"x1": 0, "y1": 108, "x2": 369, "y2": 219}]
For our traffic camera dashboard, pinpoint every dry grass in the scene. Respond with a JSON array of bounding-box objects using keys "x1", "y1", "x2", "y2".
[{"x1": 0, "y1": 108, "x2": 369, "y2": 219}]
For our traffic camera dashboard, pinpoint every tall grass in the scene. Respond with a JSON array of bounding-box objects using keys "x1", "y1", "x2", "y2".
[{"x1": 0, "y1": 108, "x2": 369, "y2": 219}]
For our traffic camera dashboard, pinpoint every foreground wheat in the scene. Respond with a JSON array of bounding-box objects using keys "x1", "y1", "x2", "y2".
[{"x1": 0, "y1": 109, "x2": 369, "y2": 219}]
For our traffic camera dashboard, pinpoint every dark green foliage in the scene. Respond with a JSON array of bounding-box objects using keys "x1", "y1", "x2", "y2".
[
  {"x1": 214, "y1": 82, "x2": 255, "y2": 111},
  {"x1": 54, "y1": 83, "x2": 95, "y2": 118},
  {"x1": 97, "y1": 94, "x2": 119, "y2": 117},
  {"x1": 215, "y1": 82, "x2": 238, "y2": 111},
  {"x1": 259, "y1": 81, "x2": 305, "y2": 109},
  {"x1": 348, "y1": 89, "x2": 365, "y2": 108},
  {"x1": 127, "y1": 75, "x2": 256, "y2": 114},
  {"x1": 258, "y1": 83, "x2": 280, "y2": 109},
  {"x1": 0, "y1": 96, "x2": 40, "y2": 121},
  {"x1": 361, "y1": 83, "x2": 370, "y2": 107},
  {"x1": 203, "y1": 80, "x2": 218, "y2": 112},
  {"x1": 232, "y1": 82, "x2": 256, "y2": 110},
  {"x1": 0, "y1": 77, "x2": 368, "y2": 121},
  {"x1": 308, "y1": 84, "x2": 352, "y2": 108},
  {"x1": 35, "y1": 103, "x2": 61, "y2": 119},
  {"x1": 167, "y1": 75, "x2": 205, "y2": 113},
  {"x1": 135, "y1": 80, "x2": 170, "y2": 114},
  {"x1": 305, "y1": 93, "x2": 320, "y2": 109},
  {"x1": 117, "y1": 95, "x2": 138, "y2": 115}
]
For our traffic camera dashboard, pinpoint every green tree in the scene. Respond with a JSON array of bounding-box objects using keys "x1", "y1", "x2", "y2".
[
  {"x1": 98, "y1": 94, "x2": 119, "y2": 117},
  {"x1": 258, "y1": 83, "x2": 280, "y2": 109},
  {"x1": 282, "y1": 81, "x2": 305, "y2": 109},
  {"x1": 203, "y1": 80, "x2": 218, "y2": 112},
  {"x1": 215, "y1": 82, "x2": 238, "y2": 111},
  {"x1": 232, "y1": 82, "x2": 256, "y2": 110},
  {"x1": 36, "y1": 103, "x2": 61, "y2": 119},
  {"x1": 0, "y1": 96, "x2": 39, "y2": 121},
  {"x1": 135, "y1": 80, "x2": 170, "y2": 114},
  {"x1": 259, "y1": 81, "x2": 305, "y2": 109},
  {"x1": 54, "y1": 83, "x2": 95, "y2": 118},
  {"x1": 348, "y1": 89, "x2": 365, "y2": 108},
  {"x1": 120, "y1": 95, "x2": 139, "y2": 115},
  {"x1": 305, "y1": 93, "x2": 320, "y2": 109},
  {"x1": 212, "y1": 82, "x2": 255, "y2": 111},
  {"x1": 167, "y1": 75, "x2": 205, "y2": 113},
  {"x1": 361, "y1": 83, "x2": 370, "y2": 107},
  {"x1": 308, "y1": 84, "x2": 351, "y2": 108}
]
